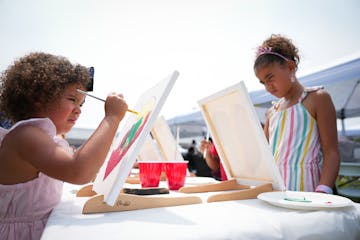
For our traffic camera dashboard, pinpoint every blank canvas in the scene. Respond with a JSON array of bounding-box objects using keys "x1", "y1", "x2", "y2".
[{"x1": 198, "y1": 81, "x2": 284, "y2": 190}]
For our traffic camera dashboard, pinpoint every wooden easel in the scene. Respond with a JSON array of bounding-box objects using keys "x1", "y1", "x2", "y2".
[
  {"x1": 125, "y1": 176, "x2": 140, "y2": 184},
  {"x1": 76, "y1": 180, "x2": 272, "y2": 214},
  {"x1": 179, "y1": 179, "x2": 273, "y2": 203},
  {"x1": 76, "y1": 184, "x2": 202, "y2": 214}
]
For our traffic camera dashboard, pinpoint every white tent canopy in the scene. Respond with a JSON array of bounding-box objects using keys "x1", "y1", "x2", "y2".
[{"x1": 168, "y1": 56, "x2": 360, "y2": 138}]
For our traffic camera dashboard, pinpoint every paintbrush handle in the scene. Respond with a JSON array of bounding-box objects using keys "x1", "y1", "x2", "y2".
[
  {"x1": 76, "y1": 89, "x2": 138, "y2": 115},
  {"x1": 77, "y1": 89, "x2": 105, "y2": 102}
]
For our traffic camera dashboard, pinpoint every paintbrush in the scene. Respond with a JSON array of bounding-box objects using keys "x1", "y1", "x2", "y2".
[{"x1": 76, "y1": 89, "x2": 139, "y2": 115}]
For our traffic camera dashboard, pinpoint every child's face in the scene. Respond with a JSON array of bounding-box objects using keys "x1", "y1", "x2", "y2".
[
  {"x1": 46, "y1": 84, "x2": 86, "y2": 134},
  {"x1": 255, "y1": 62, "x2": 293, "y2": 98}
]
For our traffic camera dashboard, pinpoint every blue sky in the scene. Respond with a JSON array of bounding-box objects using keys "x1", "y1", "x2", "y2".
[{"x1": 1, "y1": 0, "x2": 360, "y2": 129}]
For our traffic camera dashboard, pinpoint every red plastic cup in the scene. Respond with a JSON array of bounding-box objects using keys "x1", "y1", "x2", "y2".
[
  {"x1": 138, "y1": 161, "x2": 163, "y2": 188},
  {"x1": 164, "y1": 161, "x2": 188, "y2": 190}
]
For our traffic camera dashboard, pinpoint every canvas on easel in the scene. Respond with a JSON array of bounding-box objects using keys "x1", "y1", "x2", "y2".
[
  {"x1": 136, "y1": 134, "x2": 164, "y2": 162},
  {"x1": 79, "y1": 71, "x2": 201, "y2": 213},
  {"x1": 92, "y1": 71, "x2": 179, "y2": 206},
  {"x1": 137, "y1": 116, "x2": 184, "y2": 162},
  {"x1": 179, "y1": 81, "x2": 285, "y2": 201},
  {"x1": 151, "y1": 116, "x2": 184, "y2": 162}
]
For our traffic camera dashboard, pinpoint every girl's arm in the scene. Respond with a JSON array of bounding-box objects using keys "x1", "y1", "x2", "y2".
[
  {"x1": 314, "y1": 90, "x2": 340, "y2": 190},
  {"x1": 204, "y1": 150, "x2": 220, "y2": 171},
  {"x1": 199, "y1": 140, "x2": 220, "y2": 171},
  {"x1": 13, "y1": 94, "x2": 128, "y2": 184},
  {"x1": 263, "y1": 109, "x2": 271, "y2": 141}
]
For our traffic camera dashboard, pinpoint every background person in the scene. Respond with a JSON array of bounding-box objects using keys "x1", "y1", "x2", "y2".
[
  {"x1": 184, "y1": 143, "x2": 212, "y2": 177},
  {"x1": 200, "y1": 137, "x2": 228, "y2": 181}
]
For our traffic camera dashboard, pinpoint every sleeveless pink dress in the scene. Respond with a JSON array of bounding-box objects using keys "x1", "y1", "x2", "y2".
[{"x1": 0, "y1": 118, "x2": 72, "y2": 240}]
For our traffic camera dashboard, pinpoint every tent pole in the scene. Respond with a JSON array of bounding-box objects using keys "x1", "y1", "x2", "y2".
[{"x1": 340, "y1": 79, "x2": 360, "y2": 136}]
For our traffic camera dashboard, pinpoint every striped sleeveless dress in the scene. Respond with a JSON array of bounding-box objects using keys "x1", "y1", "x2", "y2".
[{"x1": 268, "y1": 87, "x2": 323, "y2": 192}]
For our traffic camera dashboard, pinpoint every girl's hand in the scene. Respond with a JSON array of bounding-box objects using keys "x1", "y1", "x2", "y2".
[{"x1": 104, "y1": 92, "x2": 128, "y2": 122}]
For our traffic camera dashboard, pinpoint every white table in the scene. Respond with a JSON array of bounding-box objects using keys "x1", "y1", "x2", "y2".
[{"x1": 42, "y1": 180, "x2": 360, "y2": 240}]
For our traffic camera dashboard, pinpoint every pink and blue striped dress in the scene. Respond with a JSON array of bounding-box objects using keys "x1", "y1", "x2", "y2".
[{"x1": 268, "y1": 87, "x2": 323, "y2": 192}]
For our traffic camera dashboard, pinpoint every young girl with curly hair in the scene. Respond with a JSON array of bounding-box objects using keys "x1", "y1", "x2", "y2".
[
  {"x1": 254, "y1": 34, "x2": 340, "y2": 194},
  {"x1": 0, "y1": 52, "x2": 128, "y2": 239}
]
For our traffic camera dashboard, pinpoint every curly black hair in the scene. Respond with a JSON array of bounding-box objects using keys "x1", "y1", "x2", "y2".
[
  {"x1": 0, "y1": 52, "x2": 91, "y2": 123},
  {"x1": 254, "y1": 34, "x2": 300, "y2": 70}
]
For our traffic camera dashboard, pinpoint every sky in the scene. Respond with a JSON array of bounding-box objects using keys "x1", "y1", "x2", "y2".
[{"x1": 1, "y1": 0, "x2": 360, "y2": 129}]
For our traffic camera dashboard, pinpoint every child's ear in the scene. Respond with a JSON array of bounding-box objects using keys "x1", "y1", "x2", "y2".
[{"x1": 287, "y1": 60, "x2": 297, "y2": 72}]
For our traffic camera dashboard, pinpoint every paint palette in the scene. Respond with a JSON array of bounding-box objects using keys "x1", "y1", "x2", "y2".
[{"x1": 258, "y1": 191, "x2": 353, "y2": 210}]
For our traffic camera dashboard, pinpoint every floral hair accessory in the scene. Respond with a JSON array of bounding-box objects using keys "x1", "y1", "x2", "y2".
[{"x1": 255, "y1": 46, "x2": 288, "y2": 61}]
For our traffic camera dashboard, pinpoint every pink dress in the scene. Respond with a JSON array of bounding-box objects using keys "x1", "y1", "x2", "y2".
[{"x1": 0, "y1": 118, "x2": 72, "y2": 240}]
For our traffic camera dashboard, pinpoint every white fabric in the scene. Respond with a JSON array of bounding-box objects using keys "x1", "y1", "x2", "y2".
[{"x1": 42, "y1": 182, "x2": 360, "y2": 240}]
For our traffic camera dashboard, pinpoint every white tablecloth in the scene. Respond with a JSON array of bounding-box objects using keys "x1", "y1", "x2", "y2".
[{"x1": 41, "y1": 181, "x2": 360, "y2": 240}]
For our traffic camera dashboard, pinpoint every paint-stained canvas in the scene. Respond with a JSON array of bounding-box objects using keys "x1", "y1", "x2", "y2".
[
  {"x1": 198, "y1": 81, "x2": 285, "y2": 190},
  {"x1": 93, "y1": 71, "x2": 179, "y2": 205}
]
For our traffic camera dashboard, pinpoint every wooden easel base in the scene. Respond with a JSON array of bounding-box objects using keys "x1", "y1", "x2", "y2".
[
  {"x1": 179, "y1": 179, "x2": 249, "y2": 193},
  {"x1": 179, "y1": 179, "x2": 273, "y2": 203},
  {"x1": 125, "y1": 176, "x2": 140, "y2": 184},
  {"x1": 206, "y1": 183, "x2": 273, "y2": 202},
  {"x1": 76, "y1": 184, "x2": 202, "y2": 214},
  {"x1": 76, "y1": 179, "x2": 273, "y2": 214},
  {"x1": 76, "y1": 184, "x2": 97, "y2": 197},
  {"x1": 82, "y1": 193, "x2": 202, "y2": 214}
]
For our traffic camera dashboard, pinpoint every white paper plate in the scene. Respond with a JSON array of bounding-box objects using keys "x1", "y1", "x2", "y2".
[{"x1": 257, "y1": 191, "x2": 353, "y2": 210}]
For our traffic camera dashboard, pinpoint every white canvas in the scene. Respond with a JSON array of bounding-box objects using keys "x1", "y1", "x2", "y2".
[
  {"x1": 137, "y1": 116, "x2": 184, "y2": 162},
  {"x1": 93, "y1": 71, "x2": 179, "y2": 205},
  {"x1": 137, "y1": 134, "x2": 164, "y2": 162},
  {"x1": 198, "y1": 81, "x2": 285, "y2": 190},
  {"x1": 151, "y1": 116, "x2": 184, "y2": 162}
]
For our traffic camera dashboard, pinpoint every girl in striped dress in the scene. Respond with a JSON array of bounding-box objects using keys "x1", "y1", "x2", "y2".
[{"x1": 253, "y1": 34, "x2": 340, "y2": 193}]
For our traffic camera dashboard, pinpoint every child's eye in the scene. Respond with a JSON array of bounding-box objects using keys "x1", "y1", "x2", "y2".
[{"x1": 68, "y1": 98, "x2": 76, "y2": 102}]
